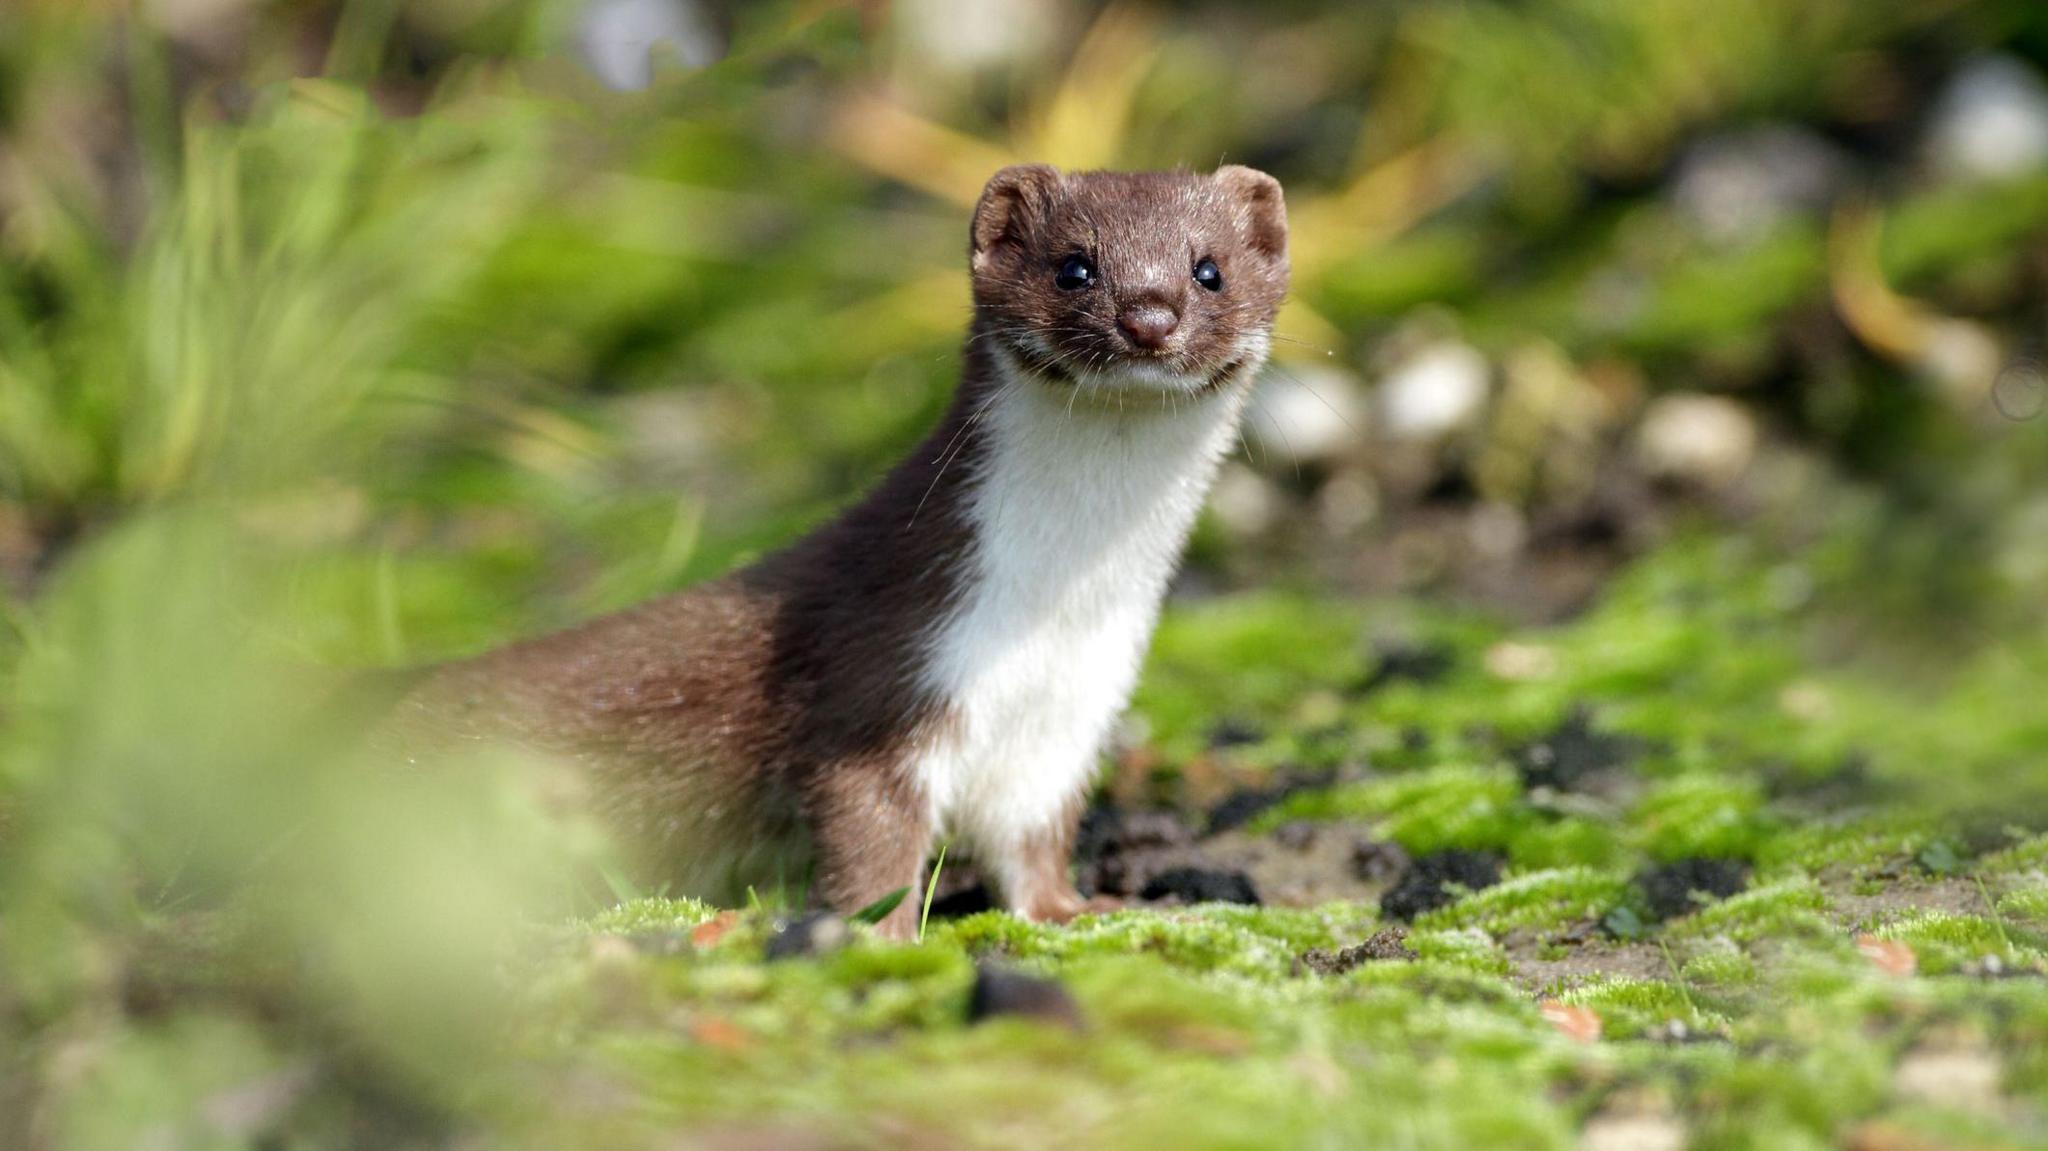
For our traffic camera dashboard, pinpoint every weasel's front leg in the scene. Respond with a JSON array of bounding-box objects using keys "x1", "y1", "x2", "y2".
[
  {"x1": 807, "y1": 765, "x2": 930, "y2": 940},
  {"x1": 990, "y1": 802, "x2": 1123, "y2": 925}
]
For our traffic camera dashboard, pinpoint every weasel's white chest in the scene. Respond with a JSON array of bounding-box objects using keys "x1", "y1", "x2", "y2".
[{"x1": 910, "y1": 377, "x2": 1246, "y2": 852}]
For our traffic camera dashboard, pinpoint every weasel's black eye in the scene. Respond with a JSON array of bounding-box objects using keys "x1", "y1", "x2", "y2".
[
  {"x1": 1055, "y1": 254, "x2": 1096, "y2": 291},
  {"x1": 1193, "y1": 257, "x2": 1223, "y2": 292}
]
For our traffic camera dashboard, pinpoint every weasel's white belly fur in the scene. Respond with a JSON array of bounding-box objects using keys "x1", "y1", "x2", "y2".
[{"x1": 911, "y1": 353, "x2": 1252, "y2": 889}]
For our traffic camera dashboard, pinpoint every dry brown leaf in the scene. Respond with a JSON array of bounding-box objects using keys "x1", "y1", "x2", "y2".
[
  {"x1": 1856, "y1": 934, "x2": 1918, "y2": 977},
  {"x1": 691, "y1": 911, "x2": 741, "y2": 949},
  {"x1": 1539, "y1": 999, "x2": 1602, "y2": 1043}
]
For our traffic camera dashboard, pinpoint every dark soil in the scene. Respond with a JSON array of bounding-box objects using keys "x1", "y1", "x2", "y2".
[
  {"x1": 1351, "y1": 640, "x2": 1455, "y2": 695},
  {"x1": 1637, "y1": 858, "x2": 1751, "y2": 922},
  {"x1": 1140, "y1": 867, "x2": 1261, "y2": 906},
  {"x1": 1380, "y1": 850, "x2": 1505, "y2": 921},
  {"x1": 1512, "y1": 705, "x2": 1647, "y2": 792},
  {"x1": 1205, "y1": 766, "x2": 1336, "y2": 833}
]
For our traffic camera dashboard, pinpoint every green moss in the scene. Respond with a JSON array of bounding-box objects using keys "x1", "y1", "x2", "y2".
[
  {"x1": 577, "y1": 896, "x2": 720, "y2": 936},
  {"x1": 1629, "y1": 776, "x2": 1773, "y2": 862},
  {"x1": 1869, "y1": 911, "x2": 2040, "y2": 975},
  {"x1": 1419, "y1": 867, "x2": 1628, "y2": 935},
  {"x1": 1558, "y1": 975, "x2": 1722, "y2": 1038},
  {"x1": 1668, "y1": 878, "x2": 1829, "y2": 943},
  {"x1": 1270, "y1": 765, "x2": 1523, "y2": 852}
]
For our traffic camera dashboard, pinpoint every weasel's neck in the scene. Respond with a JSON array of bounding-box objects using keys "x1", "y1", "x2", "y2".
[{"x1": 956, "y1": 348, "x2": 1251, "y2": 624}]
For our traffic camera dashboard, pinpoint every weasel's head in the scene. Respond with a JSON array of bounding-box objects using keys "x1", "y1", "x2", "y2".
[{"x1": 968, "y1": 165, "x2": 1289, "y2": 396}]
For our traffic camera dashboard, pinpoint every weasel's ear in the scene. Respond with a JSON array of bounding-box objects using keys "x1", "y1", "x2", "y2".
[
  {"x1": 1214, "y1": 165, "x2": 1287, "y2": 261},
  {"x1": 971, "y1": 164, "x2": 1060, "y2": 269}
]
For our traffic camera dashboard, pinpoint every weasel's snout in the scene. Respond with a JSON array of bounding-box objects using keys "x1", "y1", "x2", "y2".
[{"x1": 1116, "y1": 305, "x2": 1180, "y2": 352}]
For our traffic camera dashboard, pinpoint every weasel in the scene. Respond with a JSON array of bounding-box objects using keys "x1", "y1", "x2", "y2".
[{"x1": 392, "y1": 165, "x2": 1290, "y2": 937}]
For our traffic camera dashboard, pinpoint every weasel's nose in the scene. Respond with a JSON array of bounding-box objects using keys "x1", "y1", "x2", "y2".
[{"x1": 1117, "y1": 305, "x2": 1180, "y2": 351}]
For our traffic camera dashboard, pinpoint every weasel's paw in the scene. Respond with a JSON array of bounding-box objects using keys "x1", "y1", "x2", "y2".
[{"x1": 1020, "y1": 891, "x2": 1124, "y2": 925}]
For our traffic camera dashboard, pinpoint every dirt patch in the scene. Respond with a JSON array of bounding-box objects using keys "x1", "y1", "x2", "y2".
[
  {"x1": 1823, "y1": 875, "x2": 1992, "y2": 931},
  {"x1": 1506, "y1": 933, "x2": 1675, "y2": 994},
  {"x1": 1199, "y1": 821, "x2": 1398, "y2": 907},
  {"x1": 1299, "y1": 927, "x2": 1412, "y2": 975}
]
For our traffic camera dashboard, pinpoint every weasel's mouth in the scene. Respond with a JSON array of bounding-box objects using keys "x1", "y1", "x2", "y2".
[{"x1": 1003, "y1": 337, "x2": 1247, "y2": 396}]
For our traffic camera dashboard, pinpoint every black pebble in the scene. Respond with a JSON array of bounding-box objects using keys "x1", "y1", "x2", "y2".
[
  {"x1": 1140, "y1": 866, "x2": 1261, "y2": 906},
  {"x1": 1349, "y1": 838, "x2": 1411, "y2": 884},
  {"x1": 1512, "y1": 704, "x2": 1643, "y2": 792},
  {"x1": 1205, "y1": 766, "x2": 1335, "y2": 834},
  {"x1": 762, "y1": 912, "x2": 848, "y2": 961},
  {"x1": 1353, "y1": 641, "x2": 1455, "y2": 695},
  {"x1": 1637, "y1": 858, "x2": 1749, "y2": 922},
  {"x1": 1379, "y1": 850, "x2": 1504, "y2": 921},
  {"x1": 1207, "y1": 717, "x2": 1265, "y2": 749},
  {"x1": 967, "y1": 963, "x2": 1083, "y2": 1030}
]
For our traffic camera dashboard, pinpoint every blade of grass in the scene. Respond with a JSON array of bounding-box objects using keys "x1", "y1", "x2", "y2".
[
  {"x1": 849, "y1": 886, "x2": 908, "y2": 926},
  {"x1": 918, "y1": 842, "x2": 948, "y2": 942}
]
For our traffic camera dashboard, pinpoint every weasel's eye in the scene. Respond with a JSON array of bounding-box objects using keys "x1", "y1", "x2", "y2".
[
  {"x1": 1055, "y1": 254, "x2": 1096, "y2": 291},
  {"x1": 1193, "y1": 257, "x2": 1224, "y2": 292}
]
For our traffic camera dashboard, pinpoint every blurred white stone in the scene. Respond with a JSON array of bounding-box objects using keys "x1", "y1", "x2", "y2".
[
  {"x1": 1893, "y1": 1047, "x2": 2002, "y2": 1109},
  {"x1": 1376, "y1": 342, "x2": 1490, "y2": 442},
  {"x1": 1250, "y1": 364, "x2": 1370, "y2": 465},
  {"x1": 1467, "y1": 502, "x2": 1527, "y2": 561},
  {"x1": 1316, "y1": 469, "x2": 1380, "y2": 536},
  {"x1": 579, "y1": 0, "x2": 723, "y2": 92},
  {"x1": 1635, "y1": 394, "x2": 1757, "y2": 487},
  {"x1": 1209, "y1": 462, "x2": 1283, "y2": 537},
  {"x1": 1671, "y1": 125, "x2": 1845, "y2": 244},
  {"x1": 1915, "y1": 317, "x2": 2002, "y2": 408},
  {"x1": 1581, "y1": 1113, "x2": 1685, "y2": 1151},
  {"x1": 1926, "y1": 55, "x2": 2048, "y2": 183},
  {"x1": 1485, "y1": 641, "x2": 1558, "y2": 682},
  {"x1": 897, "y1": 0, "x2": 1058, "y2": 72}
]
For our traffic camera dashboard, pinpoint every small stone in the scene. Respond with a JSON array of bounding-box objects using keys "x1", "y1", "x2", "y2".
[
  {"x1": 1635, "y1": 394, "x2": 1757, "y2": 488},
  {"x1": 1670, "y1": 125, "x2": 1845, "y2": 245},
  {"x1": 762, "y1": 912, "x2": 849, "y2": 961},
  {"x1": 1925, "y1": 55, "x2": 2048, "y2": 184},
  {"x1": 1140, "y1": 867, "x2": 1261, "y2": 906},
  {"x1": 1209, "y1": 462, "x2": 1285, "y2": 537},
  {"x1": 1316, "y1": 469, "x2": 1380, "y2": 536},
  {"x1": 1270, "y1": 821, "x2": 1319, "y2": 852},
  {"x1": 587, "y1": 934, "x2": 639, "y2": 966},
  {"x1": 578, "y1": 0, "x2": 723, "y2": 91},
  {"x1": 1581, "y1": 1110, "x2": 1684, "y2": 1151},
  {"x1": 967, "y1": 964, "x2": 1083, "y2": 1030},
  {"x1": 1485, "y1": 641, "x2": 1558, "y2": 682},
  {"x1": 1349, "y1": 838, "x2": 1411, "y2": 884},
  {"x1": 1893, "y1": 1046, "x2": 2002, "y2": 1109},
  {"x1": 1376, "y1": 342, "x2": 1491, "y2": 441},
  {"x1": 1249, "y1": 363, "x2": 1371, "y2": 465}
]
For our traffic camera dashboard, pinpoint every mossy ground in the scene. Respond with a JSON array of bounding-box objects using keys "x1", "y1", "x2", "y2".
[{"x1": 483, "y1": 538, "x2": 2048, "y2": 1149}]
